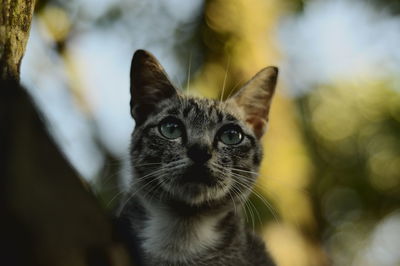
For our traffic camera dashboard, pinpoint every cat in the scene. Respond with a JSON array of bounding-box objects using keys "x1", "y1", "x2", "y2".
[{"x1": 117, "y1": 49, "x2": 278, "y2": 266}]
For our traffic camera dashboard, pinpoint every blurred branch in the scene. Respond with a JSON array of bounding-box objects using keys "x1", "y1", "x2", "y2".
[{"x1": 0, "y1": 1, "x2": 133, "y2": 266}]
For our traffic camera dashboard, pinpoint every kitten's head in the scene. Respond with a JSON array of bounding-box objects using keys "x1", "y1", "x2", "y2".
[{"x1": 129, "y1": 50, "x2": 278, "y2": 208}]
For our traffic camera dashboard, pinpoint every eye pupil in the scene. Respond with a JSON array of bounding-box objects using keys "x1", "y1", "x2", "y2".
[{"x1": 167, "y1": 124, "x2": 176, "y2": 132}]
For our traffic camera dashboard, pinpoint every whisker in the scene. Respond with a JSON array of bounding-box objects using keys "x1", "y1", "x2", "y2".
[
  {"x1": 230, "y1": 184, "x2": 250, "y2": 223},
  {"x1": 106, "y1": 186, "x2": 130, "y2": 208},
  {"x1": 211, "y1": 163, "x2": 280, "y2": 224},
  {"x1": 95, "y1": 165, "x2": 128, "y2": 191},
  {"x1": 220, "y1": 56, "x2": 231, "y2": 102},
  {"x1": 227, "y1": 189, "x2": 238, "y2": 215},
  {"x1": 230, "y1": 167, "x2": 259, "y2": 176},
  {"x1": 226, "y1": 77, "x2": 244, "y2": 99},
  {"x1": 142, "y1": 174, "x2": 166, "y2": 201},
  {"x1": 212, "y1": 167, "x2": 250, "y2": 223},
  {"x1": 186, "y1": 51, "x2": 193, "y2": 94},
  {"x1": 230, "y1": 177, "x2": 280, "y2": 224},
  {"x1": 117, "y1": 159, "x2": 187, "y2": 212},
  {"x1": 134, "y1": 162, "x2": 164, "y2": 167},
  {"x1": 235, "y1": 185, "x2": 255, "y2": 231},
  {"x1": 247, "y1": 194, "x2": 264, "y2": 229},
  {"x1": 228, "y1": 166, "x2": 309, "y2": 194}
]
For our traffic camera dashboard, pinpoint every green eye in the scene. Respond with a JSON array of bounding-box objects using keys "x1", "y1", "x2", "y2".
[
  {"x1": 159, "y1": 118, "x2": 183, "y2": 139},
  {"x1": 219, "y1": 126, "x2": 243, "y2": 145}
]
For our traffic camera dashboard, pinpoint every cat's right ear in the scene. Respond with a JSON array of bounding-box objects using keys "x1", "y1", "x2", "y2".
[{"x1": 130, "y1": 50, "x2": 178, "y2": 124}]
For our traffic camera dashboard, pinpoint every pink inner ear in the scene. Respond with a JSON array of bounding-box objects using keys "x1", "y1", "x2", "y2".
[{"x1": 246, "y1": 116, "x2": 268, "y2": 139}]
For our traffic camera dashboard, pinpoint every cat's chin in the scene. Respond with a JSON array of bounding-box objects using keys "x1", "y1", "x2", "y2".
[
  {"x1": 161, "y1": 179, "x2": 232, "y2": 206},
  {"x1": 179, "y1": 165, "x2": 218, "y2": 187}
]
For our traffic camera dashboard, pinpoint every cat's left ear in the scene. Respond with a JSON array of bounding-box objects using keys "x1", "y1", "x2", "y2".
[
  {"x1": 130, "y1": 50, "x2": 178, "y2": 124},
  {"x1": 227, "y1": 67, "x2": 278, "y2": 139}
]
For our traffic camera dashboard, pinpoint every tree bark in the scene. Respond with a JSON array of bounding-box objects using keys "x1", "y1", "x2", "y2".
[
  {"x1": 0, "y1": 0, "x2": 35, "y2": 80},
  {"x1": 0, "y1": 1, "x2": 133, "y2": 266}
]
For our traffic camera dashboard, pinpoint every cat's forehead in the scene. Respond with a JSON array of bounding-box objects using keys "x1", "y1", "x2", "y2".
[{"x1": 157, "y1": 95, "x2": 241, "y2": 125}]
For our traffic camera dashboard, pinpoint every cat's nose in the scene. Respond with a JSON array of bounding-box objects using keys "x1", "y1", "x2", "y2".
[{"x1": 187, "y1": 144, "x2": 212, "y2": 164}]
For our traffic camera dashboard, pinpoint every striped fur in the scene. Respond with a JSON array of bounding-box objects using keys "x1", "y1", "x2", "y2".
[{"x1": 118, "y1": 50, "x2": 278, "y2": 266}]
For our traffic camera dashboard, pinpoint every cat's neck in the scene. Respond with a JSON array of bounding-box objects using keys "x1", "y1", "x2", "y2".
[{"x1": 137, "y1": 196, "x2": 236, "y2": 263}]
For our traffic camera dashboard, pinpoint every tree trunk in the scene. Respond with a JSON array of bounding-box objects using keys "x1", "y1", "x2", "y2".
[
  {"x1": 0, "y1": 0, "x2": 34, "y2": 80},
  {"x1": 0, "y1": 1, "x2": 133, "y2": 266}
]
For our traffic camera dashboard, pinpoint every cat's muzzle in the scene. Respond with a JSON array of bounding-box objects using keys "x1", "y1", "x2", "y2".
[{"x1": 179, "y1": 165, "x2": 217, "y2": 187}]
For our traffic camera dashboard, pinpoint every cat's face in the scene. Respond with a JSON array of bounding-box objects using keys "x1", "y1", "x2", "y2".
[{"x1": 129, "y1": 50, "x2": 278, "y2": 207}]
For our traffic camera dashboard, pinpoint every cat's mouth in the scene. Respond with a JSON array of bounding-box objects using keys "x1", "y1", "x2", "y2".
[
  {"x1": 158, "y1": 164, "x2": 230, "y2": 205},
  {"x1": 179, "y1": 165, "x2": 217, "y2": 187}
]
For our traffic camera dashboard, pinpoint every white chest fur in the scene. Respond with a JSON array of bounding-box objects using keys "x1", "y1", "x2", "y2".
[{"x1": 139, "y1": 205, "x2": 225, "y2": 263}]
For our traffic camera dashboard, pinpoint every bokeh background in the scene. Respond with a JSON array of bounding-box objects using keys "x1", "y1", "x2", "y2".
[{"x1": 21, "y1": 0, "x2": 400, "y2": 265}]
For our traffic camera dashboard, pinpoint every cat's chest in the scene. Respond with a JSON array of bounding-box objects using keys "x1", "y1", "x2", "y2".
[{"x1": 139, "y1": 206, "x2": 226, "y2": 263}]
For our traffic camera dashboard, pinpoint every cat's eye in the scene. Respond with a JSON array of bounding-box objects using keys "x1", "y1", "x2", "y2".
[
  {"x1": 159, "y1": 117, "x2": 183, "y2": 139},
  {"x1": 219, "y1": 125, "x2": 243, "y2": 145}
]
